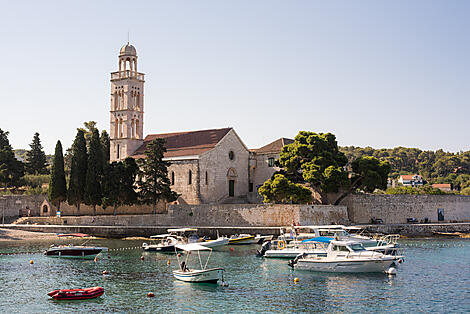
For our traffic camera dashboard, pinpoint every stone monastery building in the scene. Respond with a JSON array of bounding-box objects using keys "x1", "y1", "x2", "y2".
[{"x1": 110, "y1": 43, "x2": 292, "y2": 204}]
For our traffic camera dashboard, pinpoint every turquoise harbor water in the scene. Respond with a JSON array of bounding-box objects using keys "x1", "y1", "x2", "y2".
[{"x1": 0, "y1": 238, "x2": 469, "y2": 313}]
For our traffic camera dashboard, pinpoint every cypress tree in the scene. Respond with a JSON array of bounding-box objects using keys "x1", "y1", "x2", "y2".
[
  {"x1": 67, "y1": 130, "x2": 88, "y2": 212},
  {"x1": 48, "y1": 140, "x2": 67, "y2": 210},
  {"x1": 136, "y1": 139, "x2": 178, "y2": 214},
  {"x1": 25, "y1": 132, "x2": 48, "y2": 175},
  {"x1": 84, "y1": 129, "x2": 103, "y2": 215},
  {"x1": 100, "y1": 130, "x2": 110, "y2": 166}
]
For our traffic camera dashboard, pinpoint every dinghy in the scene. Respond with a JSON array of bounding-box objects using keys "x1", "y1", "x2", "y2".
[{"x1": 48, "y1": 286, "x2": 104, "y2": 300}]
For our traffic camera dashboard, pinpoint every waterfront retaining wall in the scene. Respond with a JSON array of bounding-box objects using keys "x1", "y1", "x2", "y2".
[
  {"x1": 343, "y1": 194, "x2": 470, "y2": 224},
  {"x1": 14, "y1": 204, "x2": 349, "y2": 227}
]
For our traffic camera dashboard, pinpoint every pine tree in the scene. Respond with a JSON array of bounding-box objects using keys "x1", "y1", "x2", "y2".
[
  {"x1": 67, "y1": 130, "x2": 88, "y2": 212},
  {"x1": 0, "y1": 129, "x2": 24, "y2": 188},
  {"x1": 100, "y1": 130, "x2": 110, "y2": 166},
  {"x1": 84, "y1": 129, "x2": 103, "y2": 215},
  {"x1": 136, "y1": 139, "x2": 178, "y2": 214},
  {"x1": 48, "y1": 140, "x2": 67, "y2": 210},
  {"x1": 25, "y1": 132, "x2": 48, "y2": 175}
]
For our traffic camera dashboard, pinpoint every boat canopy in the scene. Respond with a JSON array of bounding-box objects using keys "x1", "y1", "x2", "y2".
[
  {"x1": 57, "y1": 233, "x2": 89, "y2": 238},
  {"x1": 168, "y1": 228, "x2": 198, "y2": 233},
  {"x1": 150, "y1": 234, "x2": 172, "y2": 238},
  {"x1": 175, "y1": 243, "x2": 211, "y2": 252},
  {"x1": 301, "y1": 236, "x2": 333, "y2": 243}
]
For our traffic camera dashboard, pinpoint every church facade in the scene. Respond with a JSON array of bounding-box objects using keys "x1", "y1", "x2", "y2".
[{"x1": 109, "y1": 44, "x2": 291, "y2": 204}]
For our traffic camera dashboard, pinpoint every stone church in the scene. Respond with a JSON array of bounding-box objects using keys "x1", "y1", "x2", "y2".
[{"x1": 109, "y1": 43, "x2": 292, "y2": 204}]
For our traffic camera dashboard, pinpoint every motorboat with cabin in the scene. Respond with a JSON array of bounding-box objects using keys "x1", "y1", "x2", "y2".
[
  {"x1": 44, "y1": 233, "x2": 108, "y2": 259},
  {"x1": 288, "y1": 238, "x2": 399, "y2": 273},
  {"x1": 142, "y1": 228, "x2": 198, "y2": 252},
  {"x1": 173, "y1": 243, "x2": 225, "y2": 284},
  {"x1": 267, "y1": 225, "x2": 400, "y2": 255}
]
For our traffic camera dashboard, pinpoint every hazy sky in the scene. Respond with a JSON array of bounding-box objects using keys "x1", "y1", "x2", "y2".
[{"x1": 1, "y1": 1, "x2": 469, "y2": 154}]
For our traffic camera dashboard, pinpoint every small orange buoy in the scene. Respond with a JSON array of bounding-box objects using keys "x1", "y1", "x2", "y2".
[
  {"x1": 229, "y1": 248, "x2": 234, "y2": 252},
  {"x1": 147, "y1": 292, "x2": 155, "y2": 297},
  {"x1": 167, "y1": 259, "x2": 171, "y2": 265},
  {"x1": 141, "y1": 256, "x2": 145, "y2": 261},
  {"x1": 29, "y1": 260, "x2": 34, "y2": 265},
  {"x1": 177, "y1": 253, "x2": 181, "y2": 257},
  {"x1": 294, "y1": 277, "x2": 299, "y2": 283},
  {"x1": 102, "y1": 270, "x2": 109, "y2": 275}
]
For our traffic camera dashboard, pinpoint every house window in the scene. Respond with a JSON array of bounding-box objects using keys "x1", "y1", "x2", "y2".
[
  {"x1": 117, "y1": 144, "x2": 120, "y2": 159},
  {"x1": 188, "y1": 170, "x2": 192, "y2": 185},
  {"x1": 228, "y1": 151, "x2": 234, "y2": 160},
  {"x1": 42, "y1": 205, "x2": 48, "y2": 213},
  {"x1": 268, "y1": 157, "x2": 275, "y2": 167},
  {"x1": 171, "y1": 171, "x2": 175, "y2": 185},
  {"x1": 249, "y1": 181, "x2": 253, "y2": 192},
  {"x1": 205, "y1": 171, "x2": 208, "y2": 185}
]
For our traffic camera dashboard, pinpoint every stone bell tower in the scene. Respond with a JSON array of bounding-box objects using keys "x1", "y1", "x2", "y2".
[{"x1": 110, "y1": 43, "x2": 145, "y2": 162}]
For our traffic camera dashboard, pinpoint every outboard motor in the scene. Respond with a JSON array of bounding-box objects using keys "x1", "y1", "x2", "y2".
[
  {"x1": 256, "y1": 241, "x2": 271, "y2": 257},
  {"x1": 288, "y1": 252, "x2": 307, "y2": 268}
]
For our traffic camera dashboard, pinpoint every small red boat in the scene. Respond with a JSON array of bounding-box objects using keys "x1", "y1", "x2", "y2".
[{"x1": 48, "y1": 286, "x2": 104, "y2": 300}]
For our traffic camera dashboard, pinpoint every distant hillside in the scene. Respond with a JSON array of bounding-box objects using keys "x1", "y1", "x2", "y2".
[{"x1": 14, "y1": 149, "x2": 53, "y2": 165}]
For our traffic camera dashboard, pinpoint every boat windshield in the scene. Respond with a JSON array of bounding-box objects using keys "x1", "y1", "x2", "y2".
[{"x1": 349, "y1": 243, "x2": 366, "y2": 252}]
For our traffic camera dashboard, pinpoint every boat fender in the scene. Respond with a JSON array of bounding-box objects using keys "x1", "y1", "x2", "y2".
[
  {"x1": 277, "y1": 240, "x2": 286, "y2": 250},
  {"x1": 398, "y1": 258, "x2": 404, "y2": 264}
]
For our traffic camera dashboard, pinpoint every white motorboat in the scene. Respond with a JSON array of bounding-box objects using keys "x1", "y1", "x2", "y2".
[
  {"x1": 278, "y1": 225, "x2": 400, "y2": 255},
  {"x1": 45, "y1": 233, "x2": 108, "y2": 259},
  {"x1": 258, "y1": 237, "x2": 328, "y2": 259},
  {"x1": 199, "y1": 236, "x2": 229, "y2": 249},
  {"x1": 173, "y1": 243, "x2": 225, "y2": 284},
  {"x1": 142, "y1": 234, "x2": 185, "y2": 253},
  {"x1": 288, "y1": 239, "x2": 398, "y2": 273}
]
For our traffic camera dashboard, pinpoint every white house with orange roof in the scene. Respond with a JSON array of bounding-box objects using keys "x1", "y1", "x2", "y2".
[{"x1": 398, "y1": 174, "x2": 424, "y2": 186}]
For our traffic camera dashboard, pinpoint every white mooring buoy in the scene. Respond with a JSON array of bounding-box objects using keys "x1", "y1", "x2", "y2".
[{"x1": 385, "y1": 267, "x2": 397, "y2": 275}]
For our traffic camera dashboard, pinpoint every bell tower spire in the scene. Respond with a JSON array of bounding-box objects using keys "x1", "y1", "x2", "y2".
[{"x1": 109, "y1": 43, "x2": 145, "y2": 162}]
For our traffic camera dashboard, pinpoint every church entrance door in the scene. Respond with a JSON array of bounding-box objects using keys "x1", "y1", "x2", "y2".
[{"x1": 229, "y1": 180, "x2": 235, "y2": 197}]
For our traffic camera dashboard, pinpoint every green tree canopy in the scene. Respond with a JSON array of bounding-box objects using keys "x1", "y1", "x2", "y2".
[
  {"x1": 260, "y1": 131, "x2": 391, "y2": 204},
  {"x1": 102, "y1": 158, "x2": 138, "y2": 215},
  {"x1": 84, "y1": 129, "x2": 103, "y2": 215},
  {"x1": 48, "y1": 140, "x2": 67, "y2": 209},
  {"x1": 136, "y1": 138, "x2": 178, "y2": 213},
  {"x1": 0, "y1": 129, "x2": 24, "y2": 188},
  {"x1": 67, "y1": 130, "x2": 88, "y2": 211},
  {"x1": 25, "y1": 132, "x2": 48, "y2": 175},
  {"x1": 258, "y1": 174, "x2": 312, "y2": 204}
]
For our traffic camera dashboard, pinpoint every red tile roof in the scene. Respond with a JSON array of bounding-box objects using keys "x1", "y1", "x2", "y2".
[
  {"x1": 251, "y1": 138, "x2": 294, "y2": 154},
  {"x1": 132, "y1": 128, "x2": 232, "y2": 159},
  {"x1": 432, "y1": 184, "x2": 452, "y2": 188},
  {"x1": 400, "y1": 174, "x2": 421, "y2": 180}
]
